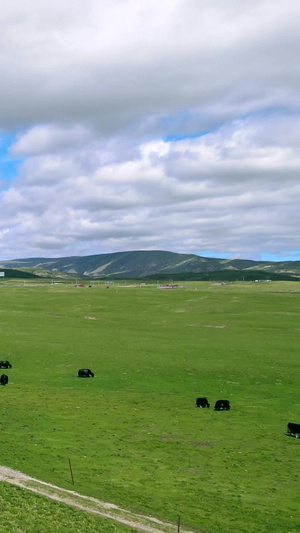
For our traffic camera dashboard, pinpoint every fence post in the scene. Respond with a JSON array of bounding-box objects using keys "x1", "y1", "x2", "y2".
[
  {"x1": 177, "y1": 515, "x2": 181, "y2": 533},
  {"x1": 68, "y1": 458, "x2": 74, "y2": 485}
]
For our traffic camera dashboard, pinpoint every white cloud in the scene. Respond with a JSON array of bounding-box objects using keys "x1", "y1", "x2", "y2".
[
  {"x1": 0, "y1": 1, "x2": 300, "y2": 259},
  {"x1": 11, "y1": 125, "x2": 91, "y2": 156}
]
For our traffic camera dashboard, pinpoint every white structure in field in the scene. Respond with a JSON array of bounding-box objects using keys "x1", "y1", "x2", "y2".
[{"x1": 0, "y1": 272, "x2": 4, "y2": 277}]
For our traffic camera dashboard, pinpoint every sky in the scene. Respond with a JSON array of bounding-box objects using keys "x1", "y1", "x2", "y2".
[{"x1": 1, "y1": 0, "x2": 300, "y2": 261}]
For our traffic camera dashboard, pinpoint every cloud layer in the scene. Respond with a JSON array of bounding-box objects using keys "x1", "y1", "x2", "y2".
[{"x1": 1, "y1": 0, "x2": 300, "y2": 260}]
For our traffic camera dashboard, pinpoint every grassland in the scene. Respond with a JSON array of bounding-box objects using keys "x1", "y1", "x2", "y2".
[
  {"x1": 0, "y1": 280, "x2": 299, "y2": 532},
  {"x1": 0, "y1": 482, "x2": 135, "y2": 533}
]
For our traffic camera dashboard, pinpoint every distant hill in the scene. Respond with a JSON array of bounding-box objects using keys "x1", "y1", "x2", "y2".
[
  {"x1": 0, "y1": 268, "x2": 39, "y2": 279},
  {"x1": 0, "y1": 250, "x2": 299, "y2": 280},
  {"x1": 150, "y1": 270, "x2": 299, "y2": 282}
]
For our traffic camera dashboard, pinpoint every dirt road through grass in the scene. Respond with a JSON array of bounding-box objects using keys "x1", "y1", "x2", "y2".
[{"x1": 0, "y1": 466, "x2": 200, "y2": 533}]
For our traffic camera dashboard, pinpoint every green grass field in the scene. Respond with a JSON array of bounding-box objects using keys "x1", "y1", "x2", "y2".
[
  {"x1": 0, "y1": 483, "x2": 134, "y2": 533},
  {"x1": 0, "y1": 280, "x2": 299, "y2": 532}
]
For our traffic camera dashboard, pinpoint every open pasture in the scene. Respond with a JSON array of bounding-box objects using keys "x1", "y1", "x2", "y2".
[
  {"x1": 0, "y1": 280, "x2": 299, "y2": 532},
  {"x1": 0, "y1": 482, "x2": 133, "y2": 533}
]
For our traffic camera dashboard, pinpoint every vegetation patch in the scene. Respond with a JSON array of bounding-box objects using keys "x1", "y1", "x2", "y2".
[
  {"x1": 0, "y1": 482, "x2": 135, "y2": 533},
  {"x1": 0, "y1": 280, "x2": 299, "y2": 532}
]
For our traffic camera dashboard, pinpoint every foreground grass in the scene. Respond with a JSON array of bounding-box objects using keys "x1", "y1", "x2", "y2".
[
  {"x1": 0, "y1": 483, "x2": 135, "y2": 532},
  {"x1": 0, "y1": 280, "x2": 299, "y2": 532}
]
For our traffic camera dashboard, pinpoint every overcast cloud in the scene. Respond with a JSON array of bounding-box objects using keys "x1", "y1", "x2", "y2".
[{"x1": 1, "y1": 0, "x2": 300, "y2": 260}]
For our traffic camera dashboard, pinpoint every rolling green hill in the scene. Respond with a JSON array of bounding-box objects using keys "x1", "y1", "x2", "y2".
[
  {"x1": 0, "y1": 250, "x2": 300, "y2": 280},
  {"x1": 151, "y1": 269, "x2": 299, "y2": 282},
  {"x1": 0, "y1": 268, "x2": 40, "y2": 279}
]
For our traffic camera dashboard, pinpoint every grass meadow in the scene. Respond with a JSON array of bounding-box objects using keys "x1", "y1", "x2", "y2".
[
  {"x1": 0, "y1": 482, "x2": 133, "y2": 533},
  {"x1": 0, "y1": 280, "x2": 299, "y2": 532}
]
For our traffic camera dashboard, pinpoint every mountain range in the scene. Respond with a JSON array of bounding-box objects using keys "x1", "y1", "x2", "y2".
[{"x1": 0, "y1": 250, "x2": 300, "y2": 280}]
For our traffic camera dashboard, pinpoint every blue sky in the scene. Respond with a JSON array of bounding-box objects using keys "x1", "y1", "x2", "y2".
[
  {"x1": 0, "y1": 0, "x2": 300, "y2": 261},
  {"x1": 0, "y1": 135, "x2": 21, "y2": 185}
]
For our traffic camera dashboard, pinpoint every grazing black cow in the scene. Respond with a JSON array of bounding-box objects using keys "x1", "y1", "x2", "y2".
[
  {"x1": 196, "y1": 397, "x2": 210, "y2": 408},
  {"x1": 0, "y1": 374, "x2": 8, "y2": 386},
  {"x1": 214, "y1": 399, "x2": 230, "y2": 411},
  {"x1": 287, "y1": 422, "x2": 300, "y2": 438},
  {"x1": 78, "y1": 368, "x2": 94, "y2": 378},
  {"x1": 0, "y1": 361, "x2": 11, "y2": 369}
]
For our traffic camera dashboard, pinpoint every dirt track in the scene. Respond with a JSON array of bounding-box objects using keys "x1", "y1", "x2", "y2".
[{"x1": 0, "y1": 466, "x2": 198, "y2": 533}]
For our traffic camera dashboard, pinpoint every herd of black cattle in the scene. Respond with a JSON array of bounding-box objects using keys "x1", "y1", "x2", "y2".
[
  {"x1": 196, "y1": 397, "x2": 230, "y2": 410},
  {"x1": 196, "y1": 396, "x2": 300, "y2": 438},
  {"x1": 0, "y1": 360, "x2": 11, "y2": 386},
  {"x1": 0, "y1": 361, "x2": 299, "y2": 438}
]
